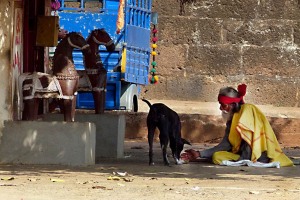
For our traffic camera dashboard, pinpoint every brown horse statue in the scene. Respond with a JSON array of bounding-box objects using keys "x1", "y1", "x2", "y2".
[
  {"x1": 20, "y1": 32, "x2": 90, "y2": 122},
  {"x1": 82, "y1": 28, "x2": 115, "y2": 114},
  {"x1": 52, "y1": 31, "x2": 90, "y2": 121}
]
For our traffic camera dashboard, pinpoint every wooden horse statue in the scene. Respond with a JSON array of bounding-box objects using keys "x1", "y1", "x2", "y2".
[
  {"x1": 82, "y1": 28, "x2": 115, "y2": 114},
  {"x1": 20, "y1": 32, "x2": 90, "y2": 122},
  {"x1": 52, "y1": 31, "x2": 90, "y2": 121}
]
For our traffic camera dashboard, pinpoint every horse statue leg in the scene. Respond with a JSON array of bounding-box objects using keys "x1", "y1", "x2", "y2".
[
  {"x1": 99, "y1": 70, "x2": 107, "y2": 114},
  {"x1": 94, "y1": 67, "x2": 107, "y2": 114},
  {"x1": 86, "y1": 66, "x2": 107, "y2": 114},
  {"x1": 55, "y1": 59, "x2": 79, "y2": 122},
  {"x1": 22, "y1": 99, "x2": 39, "y2": 120},
  {"x1": 57, "y1": 77, "x2": 78, "y2": 122}
]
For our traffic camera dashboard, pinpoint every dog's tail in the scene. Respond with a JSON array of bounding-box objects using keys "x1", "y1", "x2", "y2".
[{"x1": 142, "y1": 98, "x2": 152, "y2": 108}]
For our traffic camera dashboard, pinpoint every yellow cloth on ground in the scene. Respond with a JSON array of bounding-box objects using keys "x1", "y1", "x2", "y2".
[{"x1": 227, "y1": 104, "x2": 293, "y2": 167}]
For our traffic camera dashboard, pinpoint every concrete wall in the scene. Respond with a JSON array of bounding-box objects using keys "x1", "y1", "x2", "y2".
[
  {"x1": 0, "y1": 1, "x2": 13, "y2": 132},
  {"x1": 0, "y1": 113, "x2": 126, "y2": 165},
  {"x1": 43, "y1": 113, "x2": 126, "y2": 159},
  {"x1": 142, "y1": 0, "x2": 300, "y2": 107},
  {"x1": 0, "y1": 121, "x2": 96, "y2": 166}
]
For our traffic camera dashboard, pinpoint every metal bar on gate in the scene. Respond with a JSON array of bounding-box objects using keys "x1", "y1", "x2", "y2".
[
  {"x1": 137, "y1": 10, "x2": 140, "y2": 26},
  {"x1": 80, "y1": 0, "x2": 84, "y2": 9},
  {"x1": 134, "y1": 9, "x2": 137, "y2": 26},
  {"x1": 140, "y1": 0, "x2": 143, "y2": 8},
  {"x1": 61, "y1": 0, "x2": 65, "y2": 8}
]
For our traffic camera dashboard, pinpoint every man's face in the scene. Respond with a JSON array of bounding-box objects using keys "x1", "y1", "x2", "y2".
[
  {"x1": 219, "y1": 103, "x2": 232, "y2": 113},
  {"x1": 219, "y1": 103, "x2": 233, "y2": 122}
]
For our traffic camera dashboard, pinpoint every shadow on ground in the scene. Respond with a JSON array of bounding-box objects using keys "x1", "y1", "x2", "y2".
[{"x1": 1, "y1": 141, "x2": 299, "y2": 182}]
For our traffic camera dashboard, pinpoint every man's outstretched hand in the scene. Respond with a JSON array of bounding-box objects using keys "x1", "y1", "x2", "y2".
[{"x1": 180, "y1": 149, "x2": 201, "y2": 162}]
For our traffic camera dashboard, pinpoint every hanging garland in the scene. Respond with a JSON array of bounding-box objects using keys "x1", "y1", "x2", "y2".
[
  {"x1": 51, "y1": 0, "x2": 61, "y2": 11},
  {"x1": 149, "y1": 25, "x2": 159, "y2": 84}
]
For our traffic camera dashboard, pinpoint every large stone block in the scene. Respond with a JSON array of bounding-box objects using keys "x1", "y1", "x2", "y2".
[
  {"x1": 242, "y1": 46, "x2": 300, "y2": 77},
  {"x1": 270, "y1": 117, "x2": 300, "y2": 147},
  {"x1": 164, "y1": 76, "x2": 204, "y2": 100},
  {"x1": 43, "y1": 113, "x2": 126, "y2": 159},
  {"x1": 0, "y1": 121, "x2": 96, "y2": 166},
  {"x1": 284, "y1": 1, "x2": 300, "y2": 20},
  {"x1": 183, "y1": 0, "x2": 258, "y2": 19},
  {"x1": 159, "y1": 17, "x2": 223, "y2": 46},
  {"x1": 154, "y1": 45, "x2": 188, "y2": 76},
  {"x1": 242, "y1": 77, "x2": 300, "y2": 107},
  {"x1": 152, "y1": 0, "x2": 182, "y2": 16},
  {"x1": 223, "y1": 20, "x2": 293, "y2": 46},
  {"x1": 187, "y1": 45, "x2": 241, "y2": 76},
  {"x1": 293, "y1": 22, "x2": 300, "y2": 46},
  {"x1": 256, "y1": 0, "x2": 285, "y2": 19},
  {"x1": 158, "y1": 16, "x2": 199, "y2": 45},
  {"x1": 141, "y1": 76, "x2": 168, "y2": 100}
]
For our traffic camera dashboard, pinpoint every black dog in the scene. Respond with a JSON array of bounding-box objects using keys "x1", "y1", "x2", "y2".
[{"x1": 142, "y1": 99, "x2": 191, "y2": 166}]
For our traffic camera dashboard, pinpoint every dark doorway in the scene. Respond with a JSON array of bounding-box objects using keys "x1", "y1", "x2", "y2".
[
  {"x1": 23, "y1": 0, "x2": 47, "y2": 115},
  {"x1": 23, "y1": 0, "x2": 45, "y2": 73}
]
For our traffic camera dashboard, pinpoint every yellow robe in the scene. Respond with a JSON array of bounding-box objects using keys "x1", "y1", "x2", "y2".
[{"x1": 228, "y1": 104, "x2": 293, "y2": 167}]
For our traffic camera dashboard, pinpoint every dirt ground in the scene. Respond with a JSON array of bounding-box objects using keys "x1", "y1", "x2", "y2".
[
  {"x1": 0, "y1": 140, "x2": 299, "y2": 200},
  {"x1": 1, "y1": 100, "x2": 300, "y2": 200}
]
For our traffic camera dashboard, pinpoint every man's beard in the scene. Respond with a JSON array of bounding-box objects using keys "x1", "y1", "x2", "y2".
[{"x1": 221, "y1": 110, "x2": 233, "y2": 122}]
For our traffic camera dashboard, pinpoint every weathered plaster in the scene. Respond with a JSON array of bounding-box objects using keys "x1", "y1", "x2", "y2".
[{"x1": 0, "y1": 0, "x2": 13, "y2": 131}]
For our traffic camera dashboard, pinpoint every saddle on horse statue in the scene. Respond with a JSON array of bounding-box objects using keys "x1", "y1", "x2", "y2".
[{"x1": 19, "y1": 32, "x2": 90, "y2": 122}]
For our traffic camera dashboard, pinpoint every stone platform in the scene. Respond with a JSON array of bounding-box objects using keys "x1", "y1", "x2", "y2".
[
  {"x1": 0, "y1": 121, "x2": 96, "y2": 166},
  {"x1": 0, "y1": 113, "x2": 125, "y2": 166}
]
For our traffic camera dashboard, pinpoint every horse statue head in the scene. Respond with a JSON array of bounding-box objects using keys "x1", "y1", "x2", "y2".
[
  {"x1": 83, "y1": 28, "x2": 115, "y2": 70},
  {"x1": 53, "y1": 31, "x2": 90, "y2": 75},
  {"x1": 87, "y1": 28, "x2": 115, "y2": 52}
]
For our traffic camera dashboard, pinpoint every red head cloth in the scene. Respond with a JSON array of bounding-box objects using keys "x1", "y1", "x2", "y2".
[{"x1": 218, "y1": 84, "x2": 247, "y2": 104}]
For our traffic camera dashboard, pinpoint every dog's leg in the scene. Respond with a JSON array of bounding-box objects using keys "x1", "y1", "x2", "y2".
[
  {"x1": 159, "y1": 134, "x2": 170, "y2": 166},
  {"x1": 174, "y1": 153, "x2": 184, "y2": 165},
  {"x1": 158, "y1": 115, "x2": 171, "y2": 166},
  {"x1": 169, "y1": 138, "x2": 181, "y2": 165},
  {"x1": 148, "y1": 125, "x2": 156, "y2": 166},
  {"x1": 162, "y1": 144, "x2": 170, "y2": 166}
]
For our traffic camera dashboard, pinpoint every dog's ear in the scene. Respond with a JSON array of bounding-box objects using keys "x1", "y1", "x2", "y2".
[{"x1": 182, "y1": 138, "x2": 192, "y2": 146}]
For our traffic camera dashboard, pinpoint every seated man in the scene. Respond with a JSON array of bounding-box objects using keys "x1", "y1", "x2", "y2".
[{"x1": 184, "y1": 84, "x2": 293, "y2": 167}]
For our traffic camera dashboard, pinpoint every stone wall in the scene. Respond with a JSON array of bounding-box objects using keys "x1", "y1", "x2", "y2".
[
  {"x1": 125, "y1": 112, "x2": 300, "y2": 147},
  {"x1": 142, "y1": 0, "x2": 300, "y2": 107}
]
